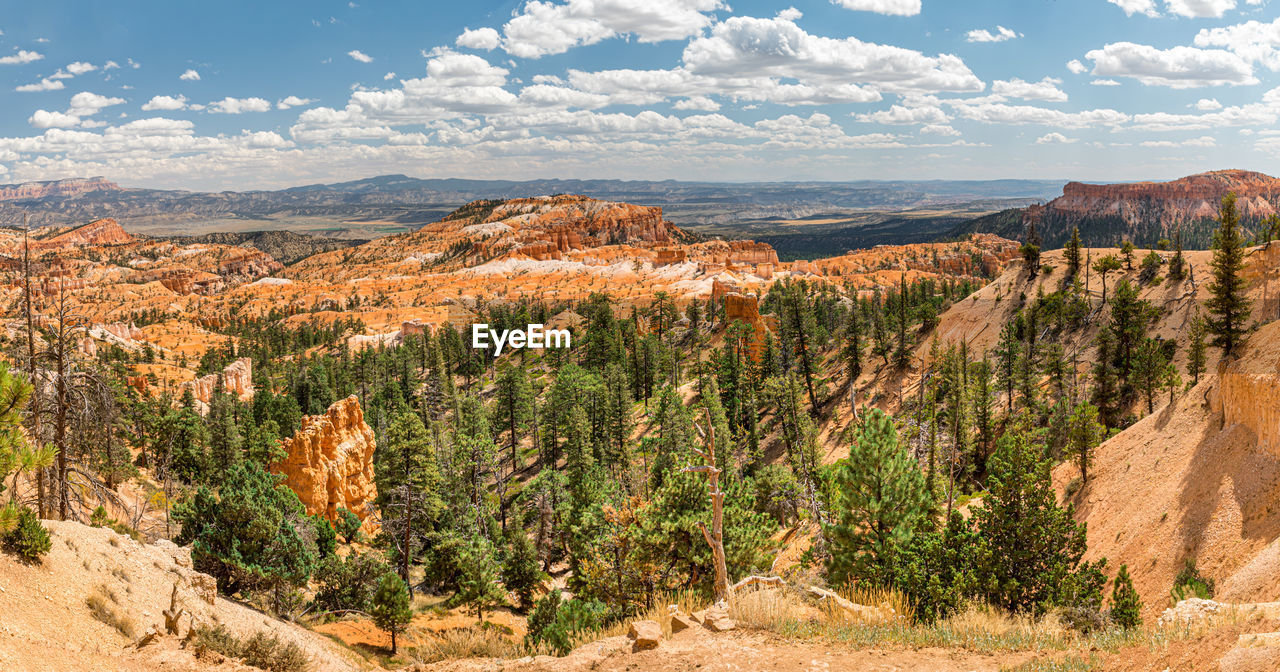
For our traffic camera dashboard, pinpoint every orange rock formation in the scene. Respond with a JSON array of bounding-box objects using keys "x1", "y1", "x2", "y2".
[{"x1": 271, "y1": 396, "x2": 378, "y2": 529}]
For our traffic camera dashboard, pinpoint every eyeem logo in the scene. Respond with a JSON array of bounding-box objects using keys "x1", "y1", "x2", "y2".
[{"x1": 471, "y1": 323, "x2": 571, "y2": 356}]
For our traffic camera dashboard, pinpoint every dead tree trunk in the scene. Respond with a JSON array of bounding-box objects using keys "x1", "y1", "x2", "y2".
[{"x1": 686, "y1": 408, "x2": 729, "y2": 604}]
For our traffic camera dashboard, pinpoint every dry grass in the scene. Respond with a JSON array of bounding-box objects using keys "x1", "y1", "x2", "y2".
[
  {"x1": 86, "y1": 584, "x2": 138, "y2": 639},
  {"x1": 412, "y1": 626, "x2": 522, "y2": 663}
]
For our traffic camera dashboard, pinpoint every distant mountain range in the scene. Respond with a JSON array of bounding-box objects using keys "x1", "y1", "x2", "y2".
[{"x1": 0, "y1": 174, "x2": 1063, "y2": 234}]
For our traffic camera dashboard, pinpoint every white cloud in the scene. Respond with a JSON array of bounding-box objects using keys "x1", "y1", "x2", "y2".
[
  {"x1": 104, "y1": 60, "x2": 120, "y2": 70},
  {"x1": 277, "y1": 95, "x2": 315, "y2": 109},
  {"x1": 831, "y1": 0, "x2": 921, "y2": 16},
  {"x1": 1195, "y1": 17, "x2": 1280, "y2": 71},
  {"x1": 1140, "y1": 135, "x2": 1216, "y2": 147},
  {"x1": 68, "y1": 92, "x2": 126, "y2": 117},
  {"x1": 1091, "y1": 79, "x2": 1122, "y2": 86},
  {"x1": 1067, "y1": 59, "x2": 1088, "y2": 74},
  {"x1": 673, "y1": 96, "x2": 719, "y2": 111},
  {"x1": 1128, "y1": 101, "x2": 1278, "y2": 131},
  {"x1": 1085, "y1": 42, "x2": 1256, "y2": 88},
  {"x1": 66, "y1": 61, "x2": 96, "y2": 75},
  {"x1": 1106, "y1": 0, "x2": 1159, "y2": 16},
  {"x1": 919, "y1": 124, "x2": 960, "y2": 136},
  {"x1": 142, "y1": 94, "x2": 188, "y2": 111},
  {"x1": 991, "y1": 77, "x2": 1068, "y2": 102},
  {"x1": 1165, "y1": 0, "x2": 1237, "y2": 18},
  {"x1": 1195, "y1": 97, "x2": 1223, "y2": 110},
  {"x1": 0, "y1": 50, "x2": 44, "y2": 65},
  {"x1": 29, "y1": 110, "x2": 80, "y2": 128},
  {"x1": 681, "y1": 11, "x2": 983, "y2": 95},
  {"x1": 15, "y1": 77, "x2": 64, "y2": 92},
  {"x1": 457, "y1": 27, "x2": 501, "y2": 50},
  {"x1": 348, "y1": 49, "x2": 374, "y2": 63},
  {"x1": 209, "y1": 97, "x2": 272, "y2": 113},
  {"x1": 179, "y1": 69, "x2": 200, "y2": 81},
  {"x1": 948, "y1": 100, "x2": 1129, "y2": 128},
  {"x1": 1035, "y1": 132, "x2": 1075, "y2": 144},
  {"x1": 498, "y1": 0, "x2": 725, "y2": 59},
  {"x1": 855, "y1": 104, "x2": 949, "y2": 125},
  {"x1": 966, "y1": 26, "x2": 1020, "y2": 43},
  {"x1": 384, "y1": 72, "x2": 396, "y2": 80}
]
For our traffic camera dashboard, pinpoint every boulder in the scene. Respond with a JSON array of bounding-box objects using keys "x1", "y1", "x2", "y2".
[
  {"x1": 702, "y1": 605, "x2": 735, "y2": 632},
  {"x1": 628, "y1": 619, "x2": 662, "y2": 652},
  {"x1": 670, "y1": 612, "x2": 695, "y2": 634}
]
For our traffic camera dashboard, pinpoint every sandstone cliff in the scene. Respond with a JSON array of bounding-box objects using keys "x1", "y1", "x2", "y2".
[
  {"x1": 0, "y1": 176, "x2": 118, "y2": 202},
  {"x1": 271, "y1": 395, "x2": 378, "y2": 529},
  {"x1": 179, "y1": 357, "x2": 254, "y2": 412}
]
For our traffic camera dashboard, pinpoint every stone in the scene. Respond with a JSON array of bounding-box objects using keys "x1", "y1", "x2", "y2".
[
  {"x1": 179, "y1": 357, "x2": 255, "y2": 412},
  {"x1": 189, "y1": 572, "x2": 217, "y2": 605},
  {"x1": 702, "y1": 605, "x2": 735, "y2": 632},
  {"x1": 270, "y1": 395, "x2": 379, "y2": 531},
  {"x1": 670, "y1": 612, "x2": 695, "y2": 634},
  {"x1": 628, "y1": 619, "x2": 662, "y2": 652}
]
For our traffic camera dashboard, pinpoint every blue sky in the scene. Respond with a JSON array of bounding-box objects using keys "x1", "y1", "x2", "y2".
[{"x1": 1, "y1": 0, "x2": 1279, "y2": 190}]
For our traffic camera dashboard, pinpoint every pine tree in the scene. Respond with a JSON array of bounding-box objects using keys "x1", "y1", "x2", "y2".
[
  {"x1": 972, "y1": 425, "x2": 1104, "y2": 615},
  {"x1": 1120, "y1": 241, "x2": 1135, "y2": 271},
  {"x1": 1093, "y1": 255, "x2": 1122, "y2": 303},
  {"x1": 492, "y1": 362, "x2": 534, "y2": 475},
  {"x1": 1206, "y1": 193, "x2": 1252, "y2": 357},
  {"x1": 994, "y1": 320, "x2": 1021, "y2": 413},
  {"x1": 1066, "y1": 227, "x2": 1083, "y2": 278},
  {"x1": 1110, "y1": 564, "x2": 1142, "y2": 630},
  {"x1": 1066, "y1": 402, "x2": 1105, "y2": 483},
  {"x1": 370, "y1": 572, "x2": 413, "y2": 654},
  {"x1": 374, "y1": 412, "x2": 444, "y2": 590},
  {"x1": 501, "y1": 525, "x2": 545, "y2": 610},
  {"x1": 1187, "y1": 311, "x2": 1207, "y2": 385},
  {"x1": 457, "y1": 535, "x2": 505, "y2": 622},
  {"x1": 894, "y1": 274, "x2": 912, "y2": 369},
  {"x1": 1091, "y1": 329, "x2": 1120, "y2": 426},
  {"x1": 1169, "y1": 231, "x2": 1185, "y2": 282},
  {"x1": 842, "y1": 304, "x2": 863, "y2": 407},
  {"x1": 1131, "y1": 338, "x2": 1168, "y2": 414},
  {"x1": 826, "y1": 409, "x2": 931, "y2": 585}
]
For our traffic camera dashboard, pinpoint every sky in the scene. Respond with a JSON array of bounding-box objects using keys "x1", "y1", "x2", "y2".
[{"x1": 2, "y1": 0, "x2": 1280, "y2": 190}]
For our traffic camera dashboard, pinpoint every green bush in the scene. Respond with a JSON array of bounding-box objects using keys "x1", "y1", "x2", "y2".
[
  {"x1": 1111, "y1": 564, "x2": 1142, "y2": 630},
  {"x1": 1170, "y1": 558, "x2": 1215, "y2": 604},
  {"x1": 524, "y1": 589, "x2": 607, "y2": 656},
  {"x1": 4, "y1": 507, "x2": 51, "y2": 562},
  {"x1": 190, "y1": 624, "x2": 309, "y2": 672},
  {"x1": 335, "y1": 507, "x2": 362, "y2": 544}
]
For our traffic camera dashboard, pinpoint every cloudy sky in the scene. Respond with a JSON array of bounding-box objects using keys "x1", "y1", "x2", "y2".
[{"x1": 2, "y1": 0, "x2": 1280, "y2": 190}]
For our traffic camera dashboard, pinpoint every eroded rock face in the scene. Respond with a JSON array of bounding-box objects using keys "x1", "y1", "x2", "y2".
[
  {"x1": 723, "y1": 291, "x2": 773, "y2": 361},
  {"x1": 0, "y1": 177, "x2": 118, "y2": 202},
  {"x1": 271, "y1": 395, "x2": 378, "y2": 528},
  {"x1": 180, "y1": 357, "x2": 254, "y2": 410}
]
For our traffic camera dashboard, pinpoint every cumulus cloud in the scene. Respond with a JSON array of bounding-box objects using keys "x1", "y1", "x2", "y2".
[
  {"x1": 673, "y1": 96, "x2": 719, "y2": 111},
  {"x1": 855, "y1": 104, "x2": 949, "y2": 125},
  {"x1": 68, "y1": 92, "x2": 126, "y2": 117},
  {"x1": 1035, "y1": 132, "x2": 1075, "y2": 144},
  {"x1": 947, "y1": 100, "x2": 1129, "y2": 128},
  {"x1": 276, "y1": 95, "x2": 315, "y2": 109},
  {"x1": 348, "y1": 49, "x2": 374, "y2": 63},
  {"x1": 497, "y1": 0, "x2": 725, "y2": 59},
  {"x1": 919, "y1": 124, "x2": 960, "y2": 136},
  {"x1": 29, "y1": 110, "x2": 80, "y2": 128},
  {"x1": 1106, "y1": 0, "x2": 1159, "y2": 16},
  {"x1": 66, "y1": 61, "x2": 96, "y2": 75},
  {"x1": 991, "y1": 77, "x2": 1068, "y2": 102},
  {"x1": 1140, "y1": 135, "x2": 1216, "y2": 147},
  {"x1": 1067, "y1": 59, "x2": 1088, "y2": 74},
  {"x1": 1085, "y1": 42, "x2": 1256, "y2": 88},
  {"x1": 1165, "y1": 0, "x2": 1238, "y2": 18},
  {"x1": 1195, "y1": 98, "x2": 1223, "y2": 110},
  {"x1": 0, "y1": 50, "x2": 44, "y2": 65},
  {"x1": 209, "y1": 97, "x2": 272, "y2": 113},
  {"x1": 831, "y1": 0, "x2": 921, "y2": 16},
  {"x1": 15, "y1": 77, "x2": 64, "y2": 92},
  {"x1": 966, "y1": 26, "x2": 1020, "y2": 43},
  {"x1": 1195, "y1": 17, "x2": 1280, "y2": 71},
  {"x1": 456, "y1": 27, "x2": 501, "y2": 50},
  {"x1": 142, "y1": 95, "x2": 188, "y2": 111},
  {"x1": 180, "y1": 69, "x2": 200, "y2": 81}
]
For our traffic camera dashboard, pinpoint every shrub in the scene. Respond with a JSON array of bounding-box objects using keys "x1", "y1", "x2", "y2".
[
  {"x1": 312, "y1": 552, "x2": 391, "y2": 614},
  {"x1": 4, "y1": 507, "x2": 51, "y2": 562},
  {"x1": 1170, "y1": 558, "x2": 1215, "y2": 604},
  {"x1": 370, "y1": 572, "x2": 413, "y2": 654},
  {"x1": 335, "y1": 507, "x2": 362, "y2": 544},
  {"x1": 524, "y1": 589, "x2": 607, "y2": 656},
  {"x1": 190, "y1": 624, "x2": 309, "y2": 672}
]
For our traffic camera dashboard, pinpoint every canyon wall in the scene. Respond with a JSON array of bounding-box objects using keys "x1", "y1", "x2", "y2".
[{"x1": 0, "y1": 177, "x2": 118, "y2": 202}]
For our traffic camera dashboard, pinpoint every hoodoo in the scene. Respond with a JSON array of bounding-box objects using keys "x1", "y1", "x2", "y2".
[{"x1": 270, "y1": 395, "x2": 379, "y2": 529}]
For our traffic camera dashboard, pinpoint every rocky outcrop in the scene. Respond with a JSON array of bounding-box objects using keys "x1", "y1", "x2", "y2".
[
  {"x1": 180, "y1": 358, "x2": 254, "y2": 411},
  {"x1": 30, "y1": 218, "x2": 134, "y2": 250},
  {"x1": 0, "y1": 177, "x2": 118, "y2": 202},
  {"x1": 271, "y1": 396, "x2": 378, "y2": 528},
  {"x1": 723, "y1": 291, "x2": 773, "y2": 361},
  {"x1": 1217, "y1": 353, "x2": 1280, "y2": 455}
]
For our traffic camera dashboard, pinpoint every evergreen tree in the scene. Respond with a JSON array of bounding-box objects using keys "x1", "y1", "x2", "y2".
[
  {"x1": 370, "y1": 572, "x2": 413, "y2": 654},
  {"x1": 1206, "y1": 193, "x2": 1253, "y2": 357},
  {"x1": 972, "y1": 426, "x2": 1105, "y2": 615},
  {"x1": 1093, "y1": 255, "x2": 1122, "y2": 303},
  {"x1": 1131, "y1": 338, "x2": 1168, "y2": 414},
  {"x1": 457, "y1": 535, "x2": 505, "y2": 622},
  {"x1": 492, "y1": 362, "x2": 535, "y2": 475},
  {"x1": 374, "y1": 412, "x2": 444, "y2": 590},
  {"x1": 994, "y1": 320, "x2": 1021, "y2": 413},
  {"x1": 1091, "y1": 329, "x2": 1121, "y2": 426},
  {"x1": 1187, "y1": 311, "x2": 1207, "y2": 385},
  {"x1": 1110, "y1": 564, "x2": 1142, "y2": 630},
  {"x1": 1066, "y1": 227, "x2": 1083, "y2": 278},
  {"x1": 1066, "y1": 402, "x2": 1106, "y2": 483},
  {"x1": 826, "y1": 409, "x2": 931, "y2": 585},
  {"x1": 1169, "y1": 231, "x2": 1185, "y2": 282},
  {"x1": 501, "y1": 525, "x2": 545, "y2": 610}
]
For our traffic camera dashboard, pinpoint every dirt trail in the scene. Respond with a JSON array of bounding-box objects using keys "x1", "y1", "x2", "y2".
[{"x1": 413, "y1": 628, "x2": 1038, "y2": 672}]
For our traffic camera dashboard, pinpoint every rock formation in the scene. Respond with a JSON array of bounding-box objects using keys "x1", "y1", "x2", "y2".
[
  {"x1": 271, "y1": 395, "x2": 378, "y2": 529},
  {"x1": 28, "y1": 217, "x2": 134, "y2": 251},
  {"x1": 179, "y1": 358, "x2": 254, "y2": 411}
]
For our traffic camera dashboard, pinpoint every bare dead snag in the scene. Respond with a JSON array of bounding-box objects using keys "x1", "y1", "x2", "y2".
[{"x1": 686, "y1": 407, "x2": 729, "y2": 604}]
